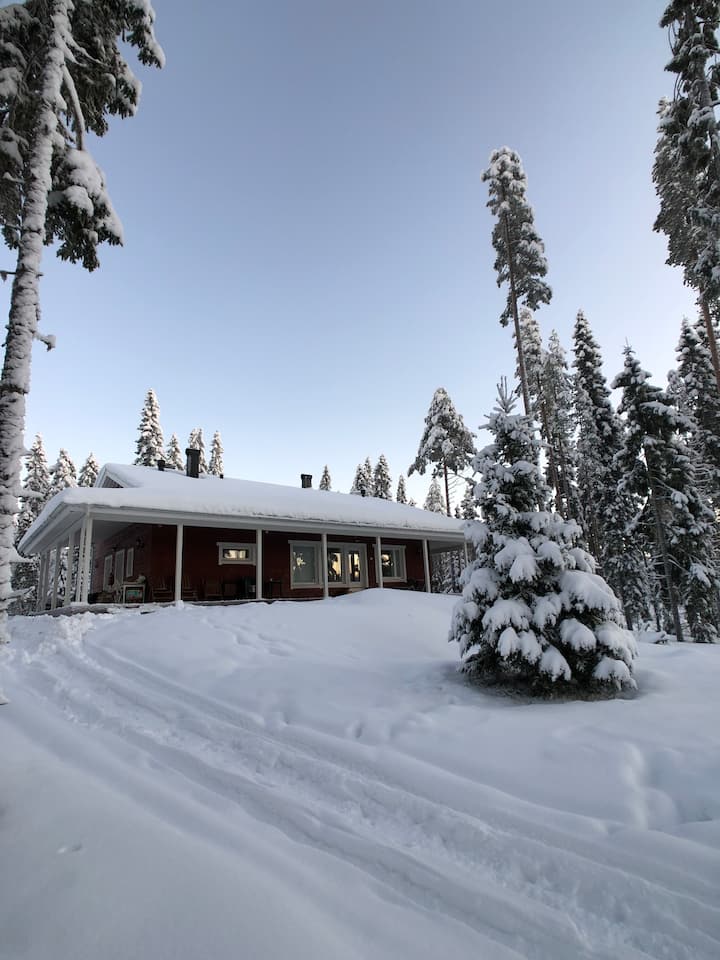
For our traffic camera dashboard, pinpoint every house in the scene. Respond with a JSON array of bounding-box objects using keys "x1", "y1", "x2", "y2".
[{"x1": 18, "y1": 455, "x2": 466, "y2": 609}]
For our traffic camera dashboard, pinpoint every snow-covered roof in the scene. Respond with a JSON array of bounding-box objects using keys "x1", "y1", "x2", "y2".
[{"x1": 19, "y1": 463, "x2": 464, "y2": 554}]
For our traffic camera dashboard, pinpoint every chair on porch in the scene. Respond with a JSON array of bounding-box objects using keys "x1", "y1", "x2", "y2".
[
  {"x1": 151, "y1": 578, "x2": 173, "y2": 603},
  {"x1": 181, "y1": 575, "x2": 198, "y2": 601},
  {"x1": 204, "y1": 578, "x2": 222, "y2": 601}
]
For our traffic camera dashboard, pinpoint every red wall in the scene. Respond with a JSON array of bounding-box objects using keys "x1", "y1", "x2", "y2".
[{"x1": 92, "y1": 523, "x2": 426, "y2": 601}]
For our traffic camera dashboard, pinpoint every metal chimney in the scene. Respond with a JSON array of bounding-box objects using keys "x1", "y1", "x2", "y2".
[
  {"x1": 185, "y1": 448, "x2": 200, "y2": 478},
  {"x1": 157, "y1": 458, "x2": 165, "y2": 472},
  {"x1": 301, "y1": 473, "x2": 312, "y2": 489}
]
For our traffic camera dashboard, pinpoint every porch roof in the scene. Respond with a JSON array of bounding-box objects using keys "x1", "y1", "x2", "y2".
[{"x1": 19, "y1": 463, "x2": 466, "y2": 555}]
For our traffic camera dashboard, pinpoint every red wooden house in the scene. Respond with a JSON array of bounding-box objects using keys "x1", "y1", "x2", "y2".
[{"x1": 19, "y1": 458, "x2": 465, "y2": 609}]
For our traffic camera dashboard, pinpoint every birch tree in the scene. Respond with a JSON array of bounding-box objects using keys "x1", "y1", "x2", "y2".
[{"x1": 0, "y1": 0, "x2": 163, "y2": 642}]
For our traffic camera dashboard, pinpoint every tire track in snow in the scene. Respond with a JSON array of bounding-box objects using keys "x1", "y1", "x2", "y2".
[{"x1": 16, "y1": 635, "x2": 720, "y2": 960}]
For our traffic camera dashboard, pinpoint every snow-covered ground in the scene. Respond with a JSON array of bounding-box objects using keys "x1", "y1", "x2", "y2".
[{"x1": 1, "y1": 591, "x2": 719, "y2": 960}]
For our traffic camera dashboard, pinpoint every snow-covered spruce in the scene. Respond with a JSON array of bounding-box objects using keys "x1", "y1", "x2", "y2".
[
  {"x1": 208, "y1": 431, "x2": 224, "y2": 477},
  {"x1": 319, "y1": 465, "x2": 332, "y2": 491},
  {"x1": 450, "y1": 385, "x2": 636, "y2": 695},
  {"x1": 424, "y1": 477, "x2": 446, "y2": 514},
  {"x1": 134, "y1": 389, "x2": 164, "y2": 467},
  {"x1": 165, "y1": 434, "x2": 184, "y2": 472},
  {"x1": 77, "y1": 452, "x2": 99, "y2": 488},
  {"x1": 373, "y1": 454, "x2": 392, "y2": 500},
  {"x1": 395, "y1": 474, "x2": 407, "y2": 503},
  {"x1": 187, "y1": 428, "x2": 207, "y2": 474}
]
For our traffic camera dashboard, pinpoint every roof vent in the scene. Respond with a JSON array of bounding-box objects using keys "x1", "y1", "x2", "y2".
[
  {"x1": 185, "y1": 448, "x2": 200, "y2": 479},
  {"x1": 301, "y1": 473, "x2": 312, "y2": 489}
]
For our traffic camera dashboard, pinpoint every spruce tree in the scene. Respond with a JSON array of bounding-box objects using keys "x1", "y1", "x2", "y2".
[
  {"x1": 187, "y1": 428, "x2": 207, "y2": 474},
  {"x1": 208, "y1": 431, "x2": 224, "y2": 477},
  {"x1": 134, "y1": 389, "x2": 164, "y2": 467},
  {"x1": 77, "y1": 452, "x2": 99, "y2": 488},
  {"x1": 319, "y1": 465, "x2": 332, "y2": 491},
  {"x1": 409, "y1": 387, "x2": 475, "y2": 516},
  {"x1": 0, "y1": 0, "x2": 163, "y2": 642},
  {"x1": 542, "y1": 331, "x2": 581, "y2": 518},
  {"x1": 11, "y1": 434, "x2": 51, "y2": 613},
  {"x1": 165, "y1": 434, "x2": 184, "y2": 472},
  {"x1": 614, "y1": 346, "x2": 720, "y2": 642},
  {"x1": 460, "y1": 482, "x2": 477, "y2": 519},
  {"x1": 450, "y1": 384, "x2": 636, "y2": 694},
  {"x1": 373, "y1": 454, "x2": 392, "y2": 500},
  {"x1": 49, "y1": 449, "x2": 77, "y2": 497},
  {"x1": 350, "y1": 463, "x2": 371, "y2": 497},
  {"x1": 396, "y1": 474, "x2": 408, "y2": 503},
  {"x1": 654, "y1": 4, "x2": 720, "y2": 388},
  {"x1": 424, "y1": 477, "x2": 446, "y2": 514},
  {"x1": 482, "y1": 148, "x2": 552, "y2": 414}
]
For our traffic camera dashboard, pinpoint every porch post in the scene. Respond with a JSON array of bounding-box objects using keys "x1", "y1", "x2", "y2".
[
  {"x1": 375, "y1": 535, "x2": 384, "y2": 589},
  {"x1": 51, "y1": 544, "x2": 60, "y2": 610},
  {"x1": 463, "y1": 542, "x2": 469, "y2": 569},
  {"x1": 75, "y1": 519, "x2": 89, "y2": 602},
  {"x1": 321, "y1": 532, "x2": 328, "y2": 599},
  {"x1": 423, "y1": 539, "x2": 431, "y2": 593},
  {"x1": 36, "y1": 553, "x2": 47, "y2": 612},
  {"x1": 174, "y1": 523, "x2": 184, "y2": 603},
  {"x1": 256, "y1": 528, "x2": 263, "y2": 600},
  {"x1": 80, "y1": 516, "x2": 93, "y2": 604},
  {"x1": 64, "y1": 529, "x2": 75, "y2": 606}
]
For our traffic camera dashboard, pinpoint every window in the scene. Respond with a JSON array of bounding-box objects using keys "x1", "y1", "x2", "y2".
[
  {"x1": 290, "y1": 541, "x2": 321, "y2": 587},
  {"x1": 217, "y1": 542, "x2": 256, "y2": 565},
  {"x1": 381, "y1": 545, "x2": 406, "y2": 582}
]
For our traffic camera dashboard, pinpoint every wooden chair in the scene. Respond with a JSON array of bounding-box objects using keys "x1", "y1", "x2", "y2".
[
  {"x1": 151, "y1": 578, "x2": 173, "y2": 603},
  {"x1": 181, "y1": 575, "x2": 198, "y2": 601},
  {"x1": 204, "y1": 579, "x2": 222, "y2": 601},
  {"x1": 222, "y1": 581, "x2": 238, "y2": 601}
]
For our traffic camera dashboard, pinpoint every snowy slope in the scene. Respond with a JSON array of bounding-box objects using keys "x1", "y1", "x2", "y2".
[{"x1": 1, "y1": 592, "x2": 719, "y2": 960}]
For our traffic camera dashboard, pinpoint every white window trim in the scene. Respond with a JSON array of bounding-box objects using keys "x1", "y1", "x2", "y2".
[
  {"x1": 321, "y1": 542, "x2": 369, "y2": 589},
  {"x1": 217, "y1": 541, "x2": 256, "y2": 565},
  {"x1": 103, "y1": 555, "x2": 113, "y2": 591},
  {"x1": 380, "y1": 544, "x2": 407, "y2": 582},
  {"x1": 289, "y1": 540, "x2": 322, "y2": 589}
]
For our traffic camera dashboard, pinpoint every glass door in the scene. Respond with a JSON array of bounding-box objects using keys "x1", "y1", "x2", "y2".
[{"x1": 346, "y1": 547, "x2": 366, "y2": 589}]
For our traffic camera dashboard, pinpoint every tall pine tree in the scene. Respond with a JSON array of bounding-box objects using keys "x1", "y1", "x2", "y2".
[
  {"x1": 409, "y1": 387, "x2": 475, "y2": 516},
  {"x1": 77, "y1": 452, "x2": 99, "y2": 488},
  {"x1": 424, "y1": 477, "x2": 446, "y2": 513},
  {"x1": 373, "y1": 454, "x2": 392, "y2": 499},
  {"x1": 165, "y1": 434, "x2": 184, "y2": 472},
  {"x1": 208, "y1": 431, "x2": 224, "y2": 477},
  {"x1": 319, "y1": 465, "x2": 332, "y2": 491},
  {"x1": 49, "y1": 449, "x2": 77, "y2": 497},
  {"x1": 482, "y1": 148, "x2": 552, "y2": 414},
  {"x1": 396, "y1": 474, "x2": 408, "y2": 503}
]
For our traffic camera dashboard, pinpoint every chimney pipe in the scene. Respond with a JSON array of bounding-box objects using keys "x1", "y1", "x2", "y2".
[
  {"x1": 185, "y1": 448, "x2": 200, "y2": 479},
  {"x1": 157, "y1": 458, "x2": 165, "y2": 472},
  {"x1": 301, "y1": 473, "x2": 312, "y2": 489}
]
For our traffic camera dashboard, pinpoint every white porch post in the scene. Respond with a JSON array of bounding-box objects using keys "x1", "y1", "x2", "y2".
[
  {"x1": 80, "y1": 516, "x2": 93, "y2": 604},
  {"x1": 321, "y1": 532, "x2": 328, "y2": 599},
  {"x1": 423, "y1": 539, "x2": 431, "y2": 593},
  {"x1": 51, "y1": 545, "x2": 60, "y2": 610},
  {"x1": 36, "y1": 553, "x2": 47, "y2": 612},
  {"x1": 75, "y1": 519, "x2": 89, "y2": 602},
  {"x1": 174, "y1": 524, "x2": 184, "y2": 603},
  {"x1": 375, "y1": 535, "x2": 384, "y2": 589},
  {"x1": 64, "y1": 530, "x2": 75, "y2": 606},
  {"x1": 256, "y1": 529, "x2": 263, "y2": 600}
]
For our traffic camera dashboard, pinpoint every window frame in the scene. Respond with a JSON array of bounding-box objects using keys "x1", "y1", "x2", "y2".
[
  {"x1": 217, "y1": 541, "x2": 256, "y2": 566},
  {"x1": 380, "y1": 544, "x2": 407, "y2": 582},
  {"x1": 289, "y1": 540, "x2": 322, "y2": 588}
]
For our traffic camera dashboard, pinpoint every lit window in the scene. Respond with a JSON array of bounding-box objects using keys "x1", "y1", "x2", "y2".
[
  {"x1": 381, "y1": 546, "x2": 406, "y2": 581},
  {"x1": 217, "y1": 542, "x2": 256, "y2": 565},
  {"x1": 290, "y1": 542, "x2": 321, "y2": 587},
  {"x1": 327, "y1": 550, "x2": 344, "y2": 583}
]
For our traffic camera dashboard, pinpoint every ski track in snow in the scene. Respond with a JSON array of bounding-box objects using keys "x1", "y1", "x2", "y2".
[{"x1": 7, "y1": 606, "x2": 719, "y2": 960}]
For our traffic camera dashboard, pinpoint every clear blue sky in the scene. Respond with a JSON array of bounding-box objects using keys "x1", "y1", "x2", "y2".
[{"x1": 7, "y1": 0, "x2": 696, "y2": 505}]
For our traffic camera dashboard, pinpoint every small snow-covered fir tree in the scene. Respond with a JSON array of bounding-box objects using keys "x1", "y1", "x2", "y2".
[
  {"x1": 134, "y1": 389, "x2": 164, "y2": 467},
  {"x1": 319, "y1": 465, "x2": 332, "y2": 491},
  {"x1": 424, "y1": 477, "x2": 446, "y2": 514},
  {"x1": 460, "y1": 482, "x2": 477, "y2": 520},
  {"x1": 614, "y1": 346, "x2": 720, "y2": 642},
  {"x1": 373, "y1": 454, "x2": 392, "y2": 499},
  {"x1": 409, "y1": 387, "x2": 475, "y2": 515},
  {"x1": 187, "y1": 428, "x2": 207, "y2": 474},
  {"x1": 11, "y1": 434, "x2": 51, "y2": 613},
  {"x1": 49, "y1": 449, "x2": 77, "y2": 497},
  {"x1": 450, "y1": 383, "x2": 636, "y2": 695},
  {"x1": 77, "y1": 452, "x2": 99, "y2": 488},
  {"x1": 208, "y1": 431, "x2": 224, "y2": 477},
  {"x1": 165, "y1": 433, "x2": 184, "y2": 472},
  {"x1": 482, "y1": 148, "x2": 552, "y2": 414},
  {"x1": 396, "y1": 474, "x2": 408, "y2": 503},
  {"x1": 350, "y1": 462, "x2": 371, "y2": 496}
]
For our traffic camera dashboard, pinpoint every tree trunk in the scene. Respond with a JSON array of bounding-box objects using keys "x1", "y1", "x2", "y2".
[
  {"x1": 699, "y1": 297, "x2": 720, "y2": 393},
  {"x1": 501, "y1": 211, "x2": 531, "y2": 416},
  {"x1": 443, "y1": 461, "x2": 451, "y2": 518},
  {"x1": 0, "y1": 0, "x2": 68, "y2": 643},
  {"x1": 647, "y1": 475, "x2": 684, "y2": 642}
]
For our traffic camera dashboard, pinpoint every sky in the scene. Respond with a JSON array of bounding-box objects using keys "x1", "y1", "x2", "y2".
[{"x1": 5, "y1": 0, "x2": 698, "y2": 506}]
